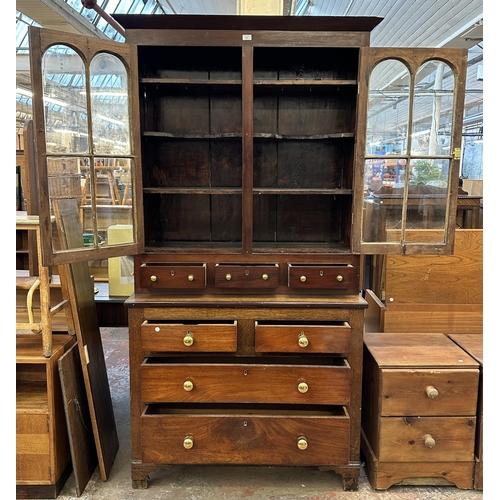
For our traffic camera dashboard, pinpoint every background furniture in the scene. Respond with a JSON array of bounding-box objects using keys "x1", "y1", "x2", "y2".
[
  {"x1": 362, "y1": 332, "x2": 479, "y2": 490},
  {"x1": 16, "y1": 334, "x2": 76, "y2": 498},
  {"x1": 364, "y1": 229, "x2": 483, "y2": 334}
]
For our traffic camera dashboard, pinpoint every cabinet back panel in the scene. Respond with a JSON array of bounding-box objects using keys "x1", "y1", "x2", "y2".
[
  {"x1": 143, "y1": 87, "x2": 210, "y2": 134},
  {"x1": 254, "y1": 195, "x2": 343, "y2": 243},
  {"x1": 143, "y1": 138, "x2": 242, "y2": 188},
  {"x1": 139, "y1": 46, "x2": 242, "y2": 80},
  {"x1": 144, "y1": 194, "x2": 241, "y2": 244},
  {"x1": 254, "y1": 139, "x2": 353, "y2": 189},
  {"x1": 143, "y1": 138, "x2": 210, "y2": 187},
  {"x1": 278, "y1": 88, "x2": 357, "y2": 136},
  {"x1": 254, "y1": 47, "x2": 359, "y2": 80}
]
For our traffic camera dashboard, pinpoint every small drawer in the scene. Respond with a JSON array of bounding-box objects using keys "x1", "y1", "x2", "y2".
[
  {"x1": 141, "y1": 406, "x2": 350, "y2": 465},
  {"x1": 255, "y1": 321, "x2": 351, "y2": 354},
  {"x1": 141, "y1": 320, "x2": 237, "y2": 352},
  {"x1": 215, "y1": 264, "x2": 279, "y2": 289},
  {"x1": 378, "y1": 416, "x2": 476, "y2": 463},
  {"x1": 288, "y1": 264, "x2": 357, "y2": 290},
  {"x1": 141, "y1": 359, "x2": 351, "y2": 405},
  {"x1": 379, "y1": 369, "x2": 479, "y2": 416},
  {"x1": 138, "y1": 263, "x2": 206, "y2": 289}
]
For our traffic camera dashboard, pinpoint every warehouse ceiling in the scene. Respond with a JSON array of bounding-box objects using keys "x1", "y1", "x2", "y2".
[
  {"x1": 16, "y1": 0, "x2": 483, "y2": 47},
  {"x1": 15, "y1": 0, "x2": 484, "y2": 133}
]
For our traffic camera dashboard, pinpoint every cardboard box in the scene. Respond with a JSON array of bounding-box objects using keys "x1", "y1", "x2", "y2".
[{"x1": 107, "y1": 225, "x2": 134, "y2": 296}]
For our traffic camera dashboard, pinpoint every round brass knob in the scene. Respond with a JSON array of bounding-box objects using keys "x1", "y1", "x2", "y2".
[
  {"x1": 300, "y1": 275, "x2": 307, "y2": 283},
  {"x1": 423, "y1": 434, "x2": 436, "y2": 448},
  {"x1": 183, "y1": 332, "x2": 194, "y2": 346},
  {"x1": 183, "y1": 380, "x2": 194, "y2": 392},
  {"x1": 150, "y1": 275, "x2": 157, "y2": 282},
  {"x1": 298, "y1": 381, "x2": 309, "y2": 393},
  {"x1": 262, "y1": 274, "x2": 269, "y2": 281},
  {"x1": 225, "y1": 274, "x2": 232, "y2": 281},
  {"x1": 336, "y1": 275, "x2": 344, "y2": 282},
  {"x1": 188, "y1": 274, "x2": 194, "y2": 282},
  {"x1": 183, "y1": 435, "x2": 194, "y2": 449},
  {"x1": 297, "y1": 436, "x2": 308, "y2": 450},
  {"x1": 298, "y1": 332, "x2": 309, "y2": 348},
  {"x1": 425, "y1": 386, "x2": 439, "y2": 399}
]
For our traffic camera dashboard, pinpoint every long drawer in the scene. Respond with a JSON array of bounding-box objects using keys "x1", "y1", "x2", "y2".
[
  {"x1": 255, "y1": 321, "x2": 351, "y2": 353},
  {"x1": 379, "y1": 369, "x2": 479, "y2": 416},
  {"x1": 141, "y1": 320, "x2": 237, "y2": 352},
  {"x1": 141, "y1": 406, "x2": 350, "y2": 465},
  {"x1": 141, "y1": 360, "x2": 351, "y2": 405},
  {"x1": 378, "y1": 416, "x2": 476, "y2": 462}
]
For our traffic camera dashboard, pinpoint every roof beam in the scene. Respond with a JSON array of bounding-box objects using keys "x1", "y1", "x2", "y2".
[{"x1": 16, "y1": 0, "x2": 107, "y2": 38}]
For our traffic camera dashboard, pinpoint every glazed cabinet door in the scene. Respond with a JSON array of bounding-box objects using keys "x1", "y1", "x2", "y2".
[
  {"x1": 353, "y1": 48, "x2": 467, "y2": 255},
  {"x1": 28, "y1": 27, "x2": 143, "y2": 266}
]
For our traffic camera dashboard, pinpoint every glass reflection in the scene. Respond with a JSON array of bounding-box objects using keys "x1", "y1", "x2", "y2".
[
  {"x1": 366, "y1": 59, "x2": 410, "y2": 156},
  {"x1": 411, "y1": 60, "x2": 454, "y2": 156},
  {"x1": 42, "y1": 45, "x2": 88, "y2": 154},
  {"x1": 90, "y1": 53, "x2": 131, "y2": 155}
]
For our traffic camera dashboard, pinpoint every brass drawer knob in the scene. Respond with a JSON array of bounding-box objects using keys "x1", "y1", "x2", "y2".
[
  {"x1": 225, "y1": 273, "x2": 232, "y2": 281},
  {"x1": 150, "y1": 275, "x2": 157, "y2": 282},
  {"x1": 183, "y1": 435, "x2": 194, "y2": 449},
  {"x1": 262, "y1": 274, "x2": 269, "y2": 281},
  {"x1": 183, "y1": 380, "x2": 194, "y2": 392},
  {"x1": 423, "y1": 434, "x2": 436, "y2": 448},
  {"x1": 336, "y1": 275, "x2": 344, "y2": 282},
  {"x1": 298, "y1": 381, "x2": 309, "y2": 393},
  {"x1": 300, "y1": 275, "x2": 307, "y2": 282},
  {"x1": 188, "y1": 274, "x2": 194, "y2": 282},
  {"x1": 298, "y1": 332, "x2": 309, "y2": 348},
  {"x1": 425, "y1": 386, "x2": 439, "y2": 399},
  {"x1": 297, "y1": 436, "x2": 308, "y2": 450},
  {"x1": 183, "y1": 331, "x2": 194, "y2": 346}
]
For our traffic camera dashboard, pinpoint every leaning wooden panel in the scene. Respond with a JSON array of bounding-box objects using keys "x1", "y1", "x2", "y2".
[
  {"x1": 52, "y1": 198, "x2": 119, "y2": 481},
  {"x1": 384, "y1": 229, "x2": 483, "y2": 305},
  {"x1": 382, "y1": 304, "x2": 483, "y2": 334}
]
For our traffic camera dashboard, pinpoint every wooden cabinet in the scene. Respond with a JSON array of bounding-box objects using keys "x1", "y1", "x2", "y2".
[
  {"x1": 127, "y1": 295, "x2": 366, "y2": 490},
  {"x1": 16, "y1": 334, "x2": 76, "y2": 498},
  {"x1": 362, "y1": 333, "x2": 480, "y2": 490},
  {"x1": 27, "y1": 14, "x2": 468, "y2": 494}
]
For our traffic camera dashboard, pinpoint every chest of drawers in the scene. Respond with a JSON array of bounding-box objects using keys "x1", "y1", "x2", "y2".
[
  {"x1": 361, "y1": 332, "x2": 479, "y2": 490},
  {"x1": 127, "y1": 294, "x2": 367, "y2": 491}
]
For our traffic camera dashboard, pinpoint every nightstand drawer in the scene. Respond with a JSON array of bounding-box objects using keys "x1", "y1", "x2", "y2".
[
  {"x1": 141, "y1": 359, "x2": 351, "y2": 405},
  {"x1": 255, "y1": 321, "x2": 351, "y2": 353},
  {"x1": 378, "y1": 416, "x2": 476, "y2": 462},
  {"x1": 138, "y1": 263, "x2": 207, "y2": 289},
  {"x1": 288, "y1": 264, "x2": 357, "y2": 291},
  {"x1": 214, "y1": 264, "x2": 279, "y2": 289},
  {"x1": 141, "y1": 320, "x2": 237, "y2": 352},
  {"x1": 379, "y1": 368, "x2": 479, "y2": 416},
  {"x1": 141, "y1": 406, "x2": 350, "y2": 465}
]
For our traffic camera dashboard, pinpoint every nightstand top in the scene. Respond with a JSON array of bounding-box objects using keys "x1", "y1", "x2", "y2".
[{"x1": 364, "y1": 332, "x2": 479, "y2": 369}]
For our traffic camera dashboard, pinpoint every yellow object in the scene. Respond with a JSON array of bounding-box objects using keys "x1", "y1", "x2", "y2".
[{"x1": 108, "y1": 225, "x2": 134, "y2": 296}]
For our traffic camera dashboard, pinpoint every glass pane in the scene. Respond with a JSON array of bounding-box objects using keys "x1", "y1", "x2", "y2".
[
  {"x1": 366, "y1": 60, "x2": 410, "y2": 156},
  {"x1": 362, "y1": 160, "x2": 407, "y2": 243},
  {"x1": 80, "y1": 158, "x2": 134, "y2": 248},
  {"x1": 47, "y1": 157, "x2": 86, "y2": 252},
  {"x1": 411, "y1": 60, "x2": 455, "y2": 156},
  {"x1": 90, "y1": 53, "x2": 131, "y2": 155},
  {"x1": 404, "y1": 158, "x2": 450, "y2": 243},
  {"x1": 42, "y1": 45, "x2": 88, "y2": 154}
]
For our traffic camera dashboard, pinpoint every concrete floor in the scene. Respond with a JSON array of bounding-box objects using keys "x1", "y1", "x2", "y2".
[{"x1": 54, "y1": 327, "x2": 484, "y2": 500}]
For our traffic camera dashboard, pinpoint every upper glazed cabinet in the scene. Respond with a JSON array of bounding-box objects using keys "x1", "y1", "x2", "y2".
[{"x1": 29, "y1": 17, "x2": 467, "y2": 268}]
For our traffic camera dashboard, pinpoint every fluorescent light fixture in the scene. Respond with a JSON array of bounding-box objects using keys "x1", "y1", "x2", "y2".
[
  {"x1": 16, "y1": 87, "x2": 32, "y2": 97},
  {"x1": 96, "y1": 114, "x2": 125, "y2": 126}
]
